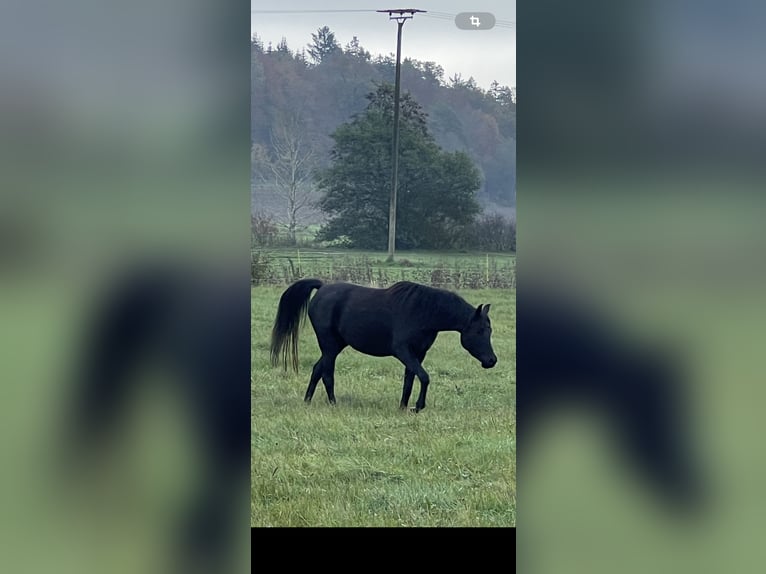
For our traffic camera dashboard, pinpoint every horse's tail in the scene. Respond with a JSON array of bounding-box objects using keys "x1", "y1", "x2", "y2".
[{"x1": 270, "y1": 278, "x2": 323, "y2": 372}]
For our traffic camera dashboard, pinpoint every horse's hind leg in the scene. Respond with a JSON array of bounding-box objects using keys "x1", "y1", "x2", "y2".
[
  {"x1": 321, "y1": 352, "x2": 339, "y2": 405},
  {"x1": 311, "y1": 327, "x2": 344, "y2": 405},
  {"x1": 304, "y1": 359, "x2": 323, "y2": 403}
]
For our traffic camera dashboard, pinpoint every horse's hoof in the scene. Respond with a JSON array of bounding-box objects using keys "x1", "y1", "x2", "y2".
[{"x1": 411, "y1": 407, "x2": 422, "y2": 413}]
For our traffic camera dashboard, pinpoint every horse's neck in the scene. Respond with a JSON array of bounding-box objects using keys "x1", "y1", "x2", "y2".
[{"x1": 431, "y1": 294, "x2": 473, "y2": 333}]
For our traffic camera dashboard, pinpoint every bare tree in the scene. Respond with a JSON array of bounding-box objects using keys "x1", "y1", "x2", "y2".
[{"x1": 253, "y1": 115, "x2": 316, "y2": 244}]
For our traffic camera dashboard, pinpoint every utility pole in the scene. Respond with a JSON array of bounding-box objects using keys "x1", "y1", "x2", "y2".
[{"x1": 377, "y1": 8, "x2": 425, "y2": 263}]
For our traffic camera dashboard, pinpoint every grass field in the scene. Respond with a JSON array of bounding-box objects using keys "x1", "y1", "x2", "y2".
[
  {"x1": 251, "y1": 285, "x2": 516, "y2": 526},
  {"x1": 518, "y1": 188, "x2": 766, "y2": 573}
]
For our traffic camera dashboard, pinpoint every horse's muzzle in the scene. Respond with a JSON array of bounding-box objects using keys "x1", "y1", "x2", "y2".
[{"x1": 482, "y1": 357, "x2": 497, "y2": 369}]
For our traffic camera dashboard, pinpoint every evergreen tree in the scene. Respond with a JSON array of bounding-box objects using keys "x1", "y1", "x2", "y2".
[
  {"x1": 317, "y1": 84, "x2": 481, "y2": 249},
  {"x1": 307, "y1": 26, "x2": 340, "y2": 65}
]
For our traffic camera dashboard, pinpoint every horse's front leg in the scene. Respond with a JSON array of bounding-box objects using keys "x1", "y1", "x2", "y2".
[
  {"x1": 394, "y1": 349, "x2": 430, "y2": 413},
  {"x1": 400, "y1": 348, "x2": 428, "y2": 410},
  {"x1": 400, "y1": 368, "x2": 415, "y2": 409},
  {"x1": 413, "y1": 369, "x2": 431, "y2": 413}
]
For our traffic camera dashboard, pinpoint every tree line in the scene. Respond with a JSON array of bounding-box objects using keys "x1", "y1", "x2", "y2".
[{"x1": 252, "y1": 26, "x2": 515, "y2": 251}]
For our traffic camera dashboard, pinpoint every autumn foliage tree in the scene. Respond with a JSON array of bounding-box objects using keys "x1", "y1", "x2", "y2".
[{"x1": 252, "y1": 27, "x2": 516, "y2": 216}]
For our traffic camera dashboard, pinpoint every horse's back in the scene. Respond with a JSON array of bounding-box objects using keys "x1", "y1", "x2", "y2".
[
  {"x1": 308, "y1": 282, "x2": 396, "y2": 355},
  {"x1": 310, "y1": 282, "x2": 388, "y2": 307},
  {"x1": 309, "y1": 281, "x2": 363, "y2": 312}
]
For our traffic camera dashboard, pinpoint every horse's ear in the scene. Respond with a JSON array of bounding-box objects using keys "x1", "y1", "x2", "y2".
[
  {"x1": 474, "y1": 304, "x2": 483, "y2": 318},
  {"x1": 481, "y1": 304, "x2": 491, "y2": 317}
]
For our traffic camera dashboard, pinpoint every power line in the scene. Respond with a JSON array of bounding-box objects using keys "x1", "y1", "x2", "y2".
[
  {"x1": 251, "y1": 9, "x2": 378, "y2": 14},
  {"x1": 250, "y1": 9, "x2": 515, "y2": 27}
]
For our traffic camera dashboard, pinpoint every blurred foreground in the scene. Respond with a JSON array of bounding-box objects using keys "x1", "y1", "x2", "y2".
[
  {"x1": 0, "y1": 1, "x2": 250, "y2": 572},
  {"x1": 519, "y1": 0, "x2": 766, "y2": 571}
]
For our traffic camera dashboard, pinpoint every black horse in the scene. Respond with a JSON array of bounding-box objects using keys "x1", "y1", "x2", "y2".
[
  {"x1": 270, "y1": 279, "x2": 498, "y2": 412},
  {"x1": 517, "y1": 287, "x2": 705, "y2": 513},
  {"x1": 63, "y1": 262, "x2": 249, "y2": 574}
]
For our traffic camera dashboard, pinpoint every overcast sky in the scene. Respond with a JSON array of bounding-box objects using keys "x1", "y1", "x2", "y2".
[{"x1": 251, "y1": 1, "x2": 515, "y2": 90}]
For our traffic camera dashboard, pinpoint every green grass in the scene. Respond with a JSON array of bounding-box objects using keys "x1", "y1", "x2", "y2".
[
  {"x1": 515, "y1": 187, "x2": 766, "y2": 573},
  {"x1": 251, "y1": 286, "x2": 516, "y2": 526}
]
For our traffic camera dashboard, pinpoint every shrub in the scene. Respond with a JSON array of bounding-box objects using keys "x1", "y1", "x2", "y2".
[
  {"x1": 251, "y1": 211, "x2": 279, "y2": 247},
  {"x1": 454, "y1": 214, "x2": 516, "y2": 252}
]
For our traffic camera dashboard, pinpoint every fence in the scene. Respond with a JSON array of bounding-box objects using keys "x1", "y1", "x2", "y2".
[{"x1": 251, "y1": 249, "x2": 516, "y2": 289}]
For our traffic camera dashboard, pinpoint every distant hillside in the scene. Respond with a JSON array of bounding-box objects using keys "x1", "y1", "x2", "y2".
[{"x1": 251, "y1": 28, "x2": 515, "y2": 221}]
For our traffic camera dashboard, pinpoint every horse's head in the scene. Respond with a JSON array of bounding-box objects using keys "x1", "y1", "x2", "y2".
[{"x1": 461, "y1": 304, "x2": 498, "y2": 369}]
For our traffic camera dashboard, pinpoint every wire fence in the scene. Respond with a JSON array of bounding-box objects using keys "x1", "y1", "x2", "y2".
[{"x1": 252, "y1": 248, "x2": 516, "y2": 289}]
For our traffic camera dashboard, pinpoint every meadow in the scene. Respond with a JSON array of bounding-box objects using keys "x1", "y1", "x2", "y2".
[
  {"x1": 251, "y1": 283, "x2": 516, "y2": 527},
  {"x1": 517, "y1": 188, "x2": 766, "y2": 573}
]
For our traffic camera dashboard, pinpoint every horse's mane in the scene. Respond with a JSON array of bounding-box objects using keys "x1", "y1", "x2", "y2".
[{"x1": 386, "y1": 281, "x2": 470, "y2": 319}]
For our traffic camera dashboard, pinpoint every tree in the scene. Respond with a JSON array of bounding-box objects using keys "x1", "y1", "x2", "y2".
[
  {"x1": 307, "y1": 26, "x2": 340, "y2": 65},
  {"x1": 345, "y1": 36, "x2": 371, "y2": 62},
  {"x1": 317, "y1": 84, "x2": 481, "y2": 250},
  {"x1": 489, "y1": 80, "x2": 514, "y2": 107},
  {"x1": 253, "y1": 115, "x2": 317, "y2": 244},
  {"x1": 276, "y1": 37, "x2": 290, "y2": 55},
  {"x1": 250, "y1": 29, "x2": 516, "y2": 230},
  {"x1": 251, "y1": 33, "x2": 264, "y2": 53}
]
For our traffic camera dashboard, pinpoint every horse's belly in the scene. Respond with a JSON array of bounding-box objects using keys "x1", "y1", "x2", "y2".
[
  {"x1": 348, "y1": 340, "x2": 390, "y2": 357},
  {"x1": 340, "y1": 323, "x2": 392, "y2": 357}
]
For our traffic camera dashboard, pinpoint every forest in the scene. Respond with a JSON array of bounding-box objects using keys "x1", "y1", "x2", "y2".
[{"x1": 251, "y1": 26, "x2": 515, "y2": 250}]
